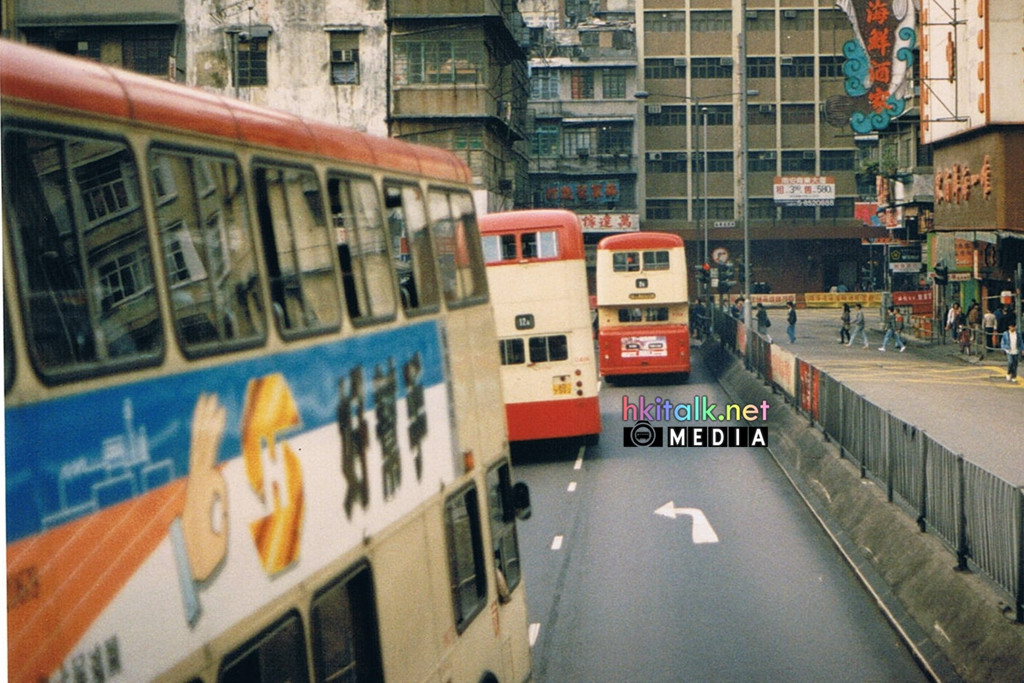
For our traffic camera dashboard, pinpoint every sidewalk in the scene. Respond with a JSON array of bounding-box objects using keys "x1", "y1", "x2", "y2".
[{"x1": 729, "y1": 306, "x2": 1022, "y2": 486}]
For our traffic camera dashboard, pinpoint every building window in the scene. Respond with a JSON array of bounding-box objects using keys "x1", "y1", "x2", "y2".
[
  {"x1": 821, "y1": 150, "x2": 856, "y2": 172},
  {"x1": 531, "y1": 125, "x2": 560, "y2": 158},
  {"x1": 691, "y1": 11, "x2": 731, "y2": 32},
  {"x1": 236, "y1": 36, "x2": 268, "y2": 87},
  {"x1": 647, "y1": 12, "x2": 686, "y2": 33},
  {"x1": 123, "y1": 32, "x2": 174, "y2": 75},
  {"x1": 704, "y1": 152, "x2": 734, "y2": 173},
  {"x1": 394, "y1": 40, "x2": 485, "y2": 85},
  {"x1": 782, "y1": 9, "x2": 815, "y2": 31},
  {"x1": 749, "y1": 152, "x2": 777, "y2": 173},
  {"x1": 782, "y1": 151, "x2": 817, "y2": 173},
  {"x1": 749, "y1": 199, "x2": 777, "y2": 220},
  {"x1": 647, "y1": 152, "x2": 687, "y2": 174},
  {"x1": 781, "y1": 56, "x2": 816, "y2": 78},
  {"x1": 747, "y1": 57, "x2": 775, "y2": 79},
  {"x1": 819, "y1": 55, "x2": 845, "y2": 79},
  {"x1": 690, "y1": 58, "x2": 732, "y2": 79},
  {"x1": 570, "y1": 70, "x2": 594, "y2": 99},
  {"x1": 703, "y1": 105, "x2": 733, "y2": 126},
  {"x1": 745, "y1": 10, "x2": 775, "y2": 31},
  {"x1": 695, "y1": 199, "x2": 735, "y2": 220},
  {"x1": 596, "y1": 125, "x2": 632, "y2": 155},
  {"x1": 646, "y1": 105, "x2": 686, "y2": 127},
  {"x1": 329, "y1": 32, "x2": 360, "y2": 85},
  {"x1": 646, "y1": 200, "x2": 685, "y2": 220},
  {"x1": 602, "y1": 69, "x2": 626, "y2": 99},
  {"x1": 531, "y1": 68, "x2": 560, "y2": 99},
  {"x1": 645, "y1": 58, "x2": 685, "y2": 80}
]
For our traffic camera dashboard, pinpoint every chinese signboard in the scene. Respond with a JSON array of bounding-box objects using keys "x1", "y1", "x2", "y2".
[
  {"x1": 578, "y1": 213, "x2": 639, "y2": 232},
  {"x1": 773, "y1": 176, "x2": 836, "y2": 206},
  {"x1": 545, "y1": 179, "x2": 620, "y2": 206},
  {"x1": 834, "y1": 0, "x2": 917, "y2": 133}
]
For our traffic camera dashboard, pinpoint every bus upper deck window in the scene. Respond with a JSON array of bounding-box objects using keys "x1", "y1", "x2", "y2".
[
  {"x1": 254, "y1": 163, "x2": 341, "y2": 337},
  {"x1": 643, "y1": 250, "x2": 670, "y2": 270},
  {"x1": 150, "y1": 148, "x2": 265, "y2": 355},
  {"x1": 428, "y1": 189, "x2": 488, "y2": 306},
  {"x1": 522, "y1": 230, "x2": 559, "y2": 260},
  {"x1": 328, "y1": 175, "x2": 397, "y2": 323},
  {"x1": 3, "y1": 127, "x2": 162, "y2": 379},
  {"x1": 613, "y1": 252, "x2": 639, "y2": 272},
  {"x1": 385, "y1": 183, "x2": 439, "y2": 314}
]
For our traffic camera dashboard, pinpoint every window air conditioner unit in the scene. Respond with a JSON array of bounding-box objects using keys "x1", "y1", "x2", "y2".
[
  {"x1": 746, "y1": 10, "x2": 758, "y2": 19},
  {"x1": 781, "y1": 57, "x2": 794, "y2": 65},
  {"x1": 335, "y1": 49, "x2": 356, "y2": 62},
  {"x1": 719, "y1": 57, "x2": 734, "y2": 66},
  {"x1": 758, "y1": 104, "x2": 774, "y2": 113},
  {"x1": 762, "y1": 151, "x2": 776, "y2": 160},
  {"x1": 646, "y1": 104, "x2": 662, "y2": 114},
  {"x1": 802, "y1": 151, "x2": 816, "y2": 159},
  {"x1": 672, "y1": 57, "x2": 687, "y2": 66},
  {"x1": 647, "y1": 151, "x2": 663, "y2": 161},
  {"x1": 783, "y1": 9, "x2": 798, "y2": 19}
]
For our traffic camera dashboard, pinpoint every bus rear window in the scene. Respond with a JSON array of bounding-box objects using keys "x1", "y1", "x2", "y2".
[
  {"x1": 612, "y1": 251, "x2": 640, "y2": 272},
  {"x1": 3, "y1": 126, "x2": 162, "y2": 380}
]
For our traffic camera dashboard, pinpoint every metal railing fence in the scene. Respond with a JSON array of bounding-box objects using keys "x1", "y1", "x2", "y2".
[{"x1": 709, "y1": 306, "x2": 1024, "y2": 622}]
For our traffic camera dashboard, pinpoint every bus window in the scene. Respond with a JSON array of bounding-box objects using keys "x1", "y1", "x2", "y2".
[
  {"x1": 4, "y1": 303, "x2": 15, "y2": 391},
  {"x1": 528, "y1": 334, "x2": 568, "y2": 363},
  {"x1": 385, "y1": 182, "x2": 439, "y2": 313},
  {"x1": 254, "y1": 163, "x2": 341, "y2": 336},
  {"x1": 499, "y1": 338, "x2": 525, "y2": 365},
  {"x1": 521, "y1": 230, "x2": 559, "y2": 259},
  {"x1": 445, "y1": 484, "x2": 487, "y2": 632},
  {"x1": 481, "y1": 233, "x2": 517, "y2": 264},
  {"x1": 429, "y1": 189, "x2": 488, "y2": 306},
  {"x1": 150, "y1": 147, "x2": 264, "y2": 354},
  {"x1": 487, "y1": 462, "x2": 523, "y2": 597},
  {"x1": 643, "y1": 250, "x2": 670, "y2": 270},
  {"x1": 327, "y1": 175, "x2": 397, "y2": 323},
  {"x1": 311, "y1": 566, "x2": 384, "y2": 683},
  {"x1": 3, "y1": 127, "x2": 162, "y2": 378},
  {"x1": 219, "y1": 611, "x2": 309, "y2": 683},
  {"x1": 612, "y1": 251, "x2": 640, "y2": 272}
]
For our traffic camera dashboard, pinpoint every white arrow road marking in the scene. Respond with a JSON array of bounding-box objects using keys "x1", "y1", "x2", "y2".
[{"x1": 654, "y1": 502, "x2": 720, "y2": 544}]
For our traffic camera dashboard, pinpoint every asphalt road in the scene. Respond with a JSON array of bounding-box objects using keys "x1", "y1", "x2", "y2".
[{"x1": 512, "y1": 351, "x2": 930, "y2": 683}]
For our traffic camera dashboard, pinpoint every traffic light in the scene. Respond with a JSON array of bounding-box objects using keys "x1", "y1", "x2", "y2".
[
  {"x1": 718, "y1": 262, "x2": 735, "y2": 293},
  {"x1": 934, "y1": 264, "x2": 948, "y2": 286},
  {"x1": 700, "y1": 262, "x2": 711, "y2": 285}
]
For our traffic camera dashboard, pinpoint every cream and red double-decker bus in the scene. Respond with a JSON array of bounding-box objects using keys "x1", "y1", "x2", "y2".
[
  {"x1": 479, "y1": 209, "x2": 601, "y2": 445},
  {"x1": 2, "y1": 40, "x2": 533, "y2": 683},
  {"x1": 596, "y1": 232, "x2": 691, "y2": 382}
]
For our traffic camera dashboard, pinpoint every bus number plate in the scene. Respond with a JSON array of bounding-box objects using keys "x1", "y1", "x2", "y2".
[{"x1": 552, "y1": 376, "x2": 572, "y2": 395}]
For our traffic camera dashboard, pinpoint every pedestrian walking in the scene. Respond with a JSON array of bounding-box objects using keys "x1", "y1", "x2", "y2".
[
  {"x1": 983, "y1": 307, "x2": 997, "y2": 350},
  {"x1": 945, "y1": 302, "x2": 962, "y2": 344},
  {"x1": 756, "y1": 302, "x2": 772, "y2": 343},
  {"x1": 879, "y1": 305, "x2": 906, "y2": 352},
  {"x1": 839, "y1": 303, "x2": 851, "y2": 344},
  {"x1": 1000, "y1": 322, "x2": 1023, "y2": 382},
  {"x1": 785, "y1": 301, "x2": 797, "y2": 343},
  {"x1": 846, "y1": 303, "x2": 869, "y2": 347}
]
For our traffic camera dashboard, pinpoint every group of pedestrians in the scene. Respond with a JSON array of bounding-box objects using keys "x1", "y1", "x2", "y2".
[
  {"x1": 755, "y1": 301, "x2": 798, "y2": 344},
  {"x1": 840, "y1": 303, "x2": 871, "y2": 348}
]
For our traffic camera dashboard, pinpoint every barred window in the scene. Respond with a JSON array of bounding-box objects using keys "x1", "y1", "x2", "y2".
[
  {"x1": 330, "y1": 32, "x2": 360, "y2": 85},
  {"x1": 236, "y1": 37, "x2": 268, "y2": 87},
  {"x1": 782, "y1": 151, "x2": 817, "y2": 173},
  {"x1": 819, "y1": 55, "x2": 845, "y2": 78},
  {"x1": 571, "y1": 70, "x2": 594, "y2": 99},
  {"x1": 821, "y1": 150, "x2": 856, "y2": 172},
  {"x1": 691, "y1": 11, "x2": 731, "y2": 32},
  {"x1": 602, "y1": 69, "x2": 626, "y2": 99},
  {"x1": 531, "y1": 68, "x2": 560, "y2": 99},
  {"x1": 646, "y1": 200, "x2": 685, "y2": 221},
  {"x1": 394, "y1": 40, "x2": 485, "y2": 85},
  {"x1": 646, "y1": 105, "x2": 687, "y2": 127},
  {"x1": 690, "y1": 58, "x2": 732, "y2": 79},
  {"x1": 781, "y1": 104, "x2": 816, "y2": 125}
]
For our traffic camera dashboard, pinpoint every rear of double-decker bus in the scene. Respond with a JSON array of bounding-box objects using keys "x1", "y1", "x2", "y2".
[
  {"x1": 480, "y1": 209, "x2": 601, "y2": 444},
  {"x1": 596, "y1": 232, "x2": 691, "y2": 382},
  {"x1": 2, "y1": 40, "x2": 532, "y2": 683}
]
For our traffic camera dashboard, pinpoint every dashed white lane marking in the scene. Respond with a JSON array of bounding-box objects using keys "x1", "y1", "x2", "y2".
[
  {"x1": 529, "y1": 622, "x2": 541, "y2": 646},
  {"x1": 567, "y1": 481, "x2": 577, "y2": 492},
  {"x1": 551, "y1": 535, "x2": 564, "y2": 550}
]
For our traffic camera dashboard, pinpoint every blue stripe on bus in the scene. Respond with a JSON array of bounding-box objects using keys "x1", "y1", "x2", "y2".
[{"x1": 5, "y1": 320, "x2": 447, "y2": 543}]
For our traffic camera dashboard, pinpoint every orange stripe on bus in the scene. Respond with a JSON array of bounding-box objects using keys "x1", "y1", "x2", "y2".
[{"x1": 7, "y1": 481, "x2": 186, "y2": 683}]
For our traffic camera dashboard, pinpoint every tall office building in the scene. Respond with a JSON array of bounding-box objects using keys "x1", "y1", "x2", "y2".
[{"x1": 637, "y1": 2, "x2": 891, "y2": 294}]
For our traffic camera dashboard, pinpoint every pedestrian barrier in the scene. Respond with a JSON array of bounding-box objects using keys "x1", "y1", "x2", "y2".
[{"x1": 711, "y1": 307, "x2": 1024, "y2": 623}]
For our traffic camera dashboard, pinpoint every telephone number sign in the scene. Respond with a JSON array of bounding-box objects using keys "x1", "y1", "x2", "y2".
[{"x1": 773, "y1": 176, "x2": 835, "y2": 206}]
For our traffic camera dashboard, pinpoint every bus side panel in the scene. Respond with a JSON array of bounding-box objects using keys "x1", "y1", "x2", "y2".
[
  {"x1": 505, "y1": 396, "x2": 601, "y2": 442},
  {"x1": 598, "y1": 325, "x2": 691, "y2": 377}
]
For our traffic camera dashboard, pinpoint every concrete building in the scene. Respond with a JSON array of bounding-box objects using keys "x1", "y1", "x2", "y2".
[{"x1": 636, "y1": 2, "x2": 891, "y2": 295}]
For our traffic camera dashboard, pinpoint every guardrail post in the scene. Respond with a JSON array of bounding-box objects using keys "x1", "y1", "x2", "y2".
[
  {"x1": 917, "y1": 431, "x2": 928, "y2": 533},
  {"x1": 955, "y1": 454, "x2": 970, "y2": 572},
  {"x1": 885, "y1": 415, "x2": 894, "y2": 503}
]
